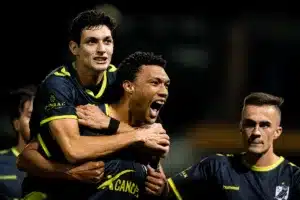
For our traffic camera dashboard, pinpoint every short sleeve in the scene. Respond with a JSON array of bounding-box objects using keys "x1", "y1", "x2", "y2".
[
  {"x1": 30, "y1": 75, "x2": 77, "y2": 131},
  {"x1": 167, "y1": 155, "x2": 222, "y2": 200}
]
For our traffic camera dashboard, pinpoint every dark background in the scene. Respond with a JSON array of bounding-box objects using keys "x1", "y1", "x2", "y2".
[{"x1": 0, "y1": 1, "x2": 299, "y2": 174}]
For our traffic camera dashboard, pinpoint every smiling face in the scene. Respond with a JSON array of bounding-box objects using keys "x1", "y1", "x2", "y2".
[
  {"x1": 69, "y1": 25, "x2": 114, "y2": 72},
  {"x1": 128, "y1": 65, "x2": 170, "y2": 124},
  {"x1": 240, "y1": 105, "x2": 282, "y2": 155}
]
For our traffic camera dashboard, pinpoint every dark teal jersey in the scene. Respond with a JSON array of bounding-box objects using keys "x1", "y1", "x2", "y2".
[
  {"x1": 0, "y1": 147, "x2": 25, "y2": 199},
  {"x1": 168, "y1": 153, "x2": 300, "y2": 200}
]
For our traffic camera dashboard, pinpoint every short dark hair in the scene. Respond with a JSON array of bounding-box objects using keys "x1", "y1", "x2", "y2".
[
  {"x1": 109, "y1": 51, "x2": 167, "y2": 102},
  {"x1": 69, "y1": 9, "x2": 117, "y2": 45},
  {"x1": 8, "y1": 84, "x2": 37, "y2": 122},
  {"x1": 243, "y1": 92, "x2": 284, "y2": 108}
]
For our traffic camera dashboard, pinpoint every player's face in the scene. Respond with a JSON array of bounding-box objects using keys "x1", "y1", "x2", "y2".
[
  {"x1": 129, "y1": 65, "x2": 170, "y2": 124},
  {"x1": 17, "y1": 99, "x2": 33, "y2": 142},
  {"x1": 76, "y1": 25, "x2": 114, "y2": 72},
  {"x1": 240, "y1": 105, "x2": 282, "y2": 155}
]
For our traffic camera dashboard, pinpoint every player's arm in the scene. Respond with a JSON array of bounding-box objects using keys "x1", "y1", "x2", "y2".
[
  {"x1": 166, "y1": 156, "x2": 220, "y2": 199},
  {"x1": 38, "y1": 77, "x2": 169, "y2": 164},
  {"x1": 17, "y1": 140, "x2": 104, "y2": 184},
  {"x1": 76, "y1": 104, "x2": 140, "y2": 133},
  {"x1": 76, "y1": 104, "x2": 170, "y2": 159}
]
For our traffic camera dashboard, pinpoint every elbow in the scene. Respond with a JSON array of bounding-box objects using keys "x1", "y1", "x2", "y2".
[{"x1": 63, "y1": 147, "x2": 86, "y2": 164}]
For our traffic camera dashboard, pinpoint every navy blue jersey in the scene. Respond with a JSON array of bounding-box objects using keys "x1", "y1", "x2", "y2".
[
  {"x1": 0, "y1": 147, "x2": 25, "y2": 199},
  {"x1": 29, "y1": 63, "x2": 117, "y2": 162},
  {"x1": 23, "y1": 63, "x2": 149, "y2": 199},
  {"x1": 168, "y1": 153, "x2": 300, "y2": 200}
]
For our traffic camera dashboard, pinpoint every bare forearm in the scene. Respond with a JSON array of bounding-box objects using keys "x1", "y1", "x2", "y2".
[
  {"x1": 117, "y1": 121, "x2": 136, "y2": 134},
  {"x1": 17, "y1": 150, "x2": 73, "y2": 180},
  {"x1": 68, "y1": 131, "x2": 140, "y2": 163},
  {"x1": 50, "y1": 119, "x2": 168, "y2": 164}
]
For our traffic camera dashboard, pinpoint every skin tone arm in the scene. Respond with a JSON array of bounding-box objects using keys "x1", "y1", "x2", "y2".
[
  {"x1": 50, "y1": 117, "x2": 169, "y2": 163},
  {"x1": 17, "y1": 140, "x2": 105, "y2": 184}
]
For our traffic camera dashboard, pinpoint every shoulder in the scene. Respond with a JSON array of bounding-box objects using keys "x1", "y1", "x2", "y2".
[
  {"x1": 0, "y1": 148, "x2": 11, "y2": 156},
  {"x1": 0, "y1": 149, "x2": 16, "y2": 164},
  {"x1": 285, "y1": 159, "x2": 300, "y2": 177},
  {"x1": 39, "y1": 66, "x2": 74, "y2": 92},
  {"x1": 199, "y1": 153, "x2": 234, "y2": 165},
  {"x1": 107, "y1": 64, "x2": 117, "y2": 73},
  {"x1": 106, "y1": 64, "x2": 117, "y2": 84},
  {"x1": 283, "y1": 159, "x2": 300, "y2": 192},
  {"x1": 188, "y1": 153, "x2": 235, "y2": 174}
]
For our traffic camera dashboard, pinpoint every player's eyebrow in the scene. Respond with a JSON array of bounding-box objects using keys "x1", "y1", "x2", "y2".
[
  {"x1": 243, "y1": 118, "x2": 271, "y2": 127},
  {"x1": 150, "y1": 76, "x2": 170, "y2": 84}
]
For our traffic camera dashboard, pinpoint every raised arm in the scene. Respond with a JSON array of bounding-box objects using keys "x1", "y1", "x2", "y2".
[{"x1": 32, "y1": 76, "x2": 169, "y2": 164}]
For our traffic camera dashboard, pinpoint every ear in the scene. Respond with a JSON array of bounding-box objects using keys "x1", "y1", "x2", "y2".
[
  {"x1": 273, "y1": 126, "x2": 282, "y2": 140},
  {"x1": 12, "y1": 119, "x2": 20, "y2": 132},
  {"x1": 122, "y1": 80, "x2": 135, "y2": 94},
  {"x1": 69, "y1": 40, "x2": 79, "y2": 56}
]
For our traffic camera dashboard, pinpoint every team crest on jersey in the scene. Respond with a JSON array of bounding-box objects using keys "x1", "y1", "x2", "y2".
[{"x1": 274, "y1": 183, "x2": 289, "y2": 200}]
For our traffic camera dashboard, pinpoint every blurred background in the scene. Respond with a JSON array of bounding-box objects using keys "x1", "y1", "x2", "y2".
[{"x1": 0, "y1": 1, "x2": 299, "y2": 176}]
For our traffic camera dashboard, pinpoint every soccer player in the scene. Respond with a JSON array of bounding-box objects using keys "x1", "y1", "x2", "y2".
[
  {"x1": 18, "y1": 51, "x2": 170, "y2": 199},
  {"x1": 164, "y1": 92, "x2": 300, "y2": 199},
  {"x1": 1, "y1": 85, "x2": 105, "y2": 199},
  {"x1": 0, "y1": 85, "x2": 36, "y2": 199},
  {"x1": 20, "y1": 7, "x2": 169, "y2": 199}
]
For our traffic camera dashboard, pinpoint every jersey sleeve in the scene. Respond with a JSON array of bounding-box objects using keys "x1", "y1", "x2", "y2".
[
  {"x1": 32, "y1": 75, "x2": 77, "y2": 127},
  {"x1": 167, "y1": 155, "x2": 222, "y2": 200}
]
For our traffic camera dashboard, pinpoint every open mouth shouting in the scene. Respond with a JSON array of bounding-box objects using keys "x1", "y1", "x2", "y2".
[{"x1": 149, "y1": 99, "x2": 166, "y2": 119}]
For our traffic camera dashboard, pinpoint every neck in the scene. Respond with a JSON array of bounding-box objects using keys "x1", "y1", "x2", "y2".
[
  {"x1": 109, "y1": 98, "x2": 130, "y2": 124},
  {"x1": 244, "y1": 147, "x2": 280, "y2": 167},
  {"x1": 16, "y1": 134, "x2": 27, "y2": 153},
  {"x1": 75, "y1": 61, "x2": 104, "y2": 86},
  {"x1": 109, "y1": 98, "x2": 145, "y2": 127}
]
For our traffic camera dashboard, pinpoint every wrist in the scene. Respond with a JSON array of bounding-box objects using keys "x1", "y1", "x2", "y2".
[
  {"x1": 133, "y1": 128, "x2": 145, "y2": 144},
  {"x1": 107, "y1": 117, "x2": 120, "y2": 134},
  {"x1": 102, "y1": 116, "x2": 111, "y2": 129}
]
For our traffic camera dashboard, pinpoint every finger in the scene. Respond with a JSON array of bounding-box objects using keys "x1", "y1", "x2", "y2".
[
  {"x1": 86, "y1": 162, "x2": 105, "y2": 170},
  {"x1": 147, "y1": 165, "x2": 162, "y2": 177},
  {"x1": 158, "y1": 129, "x2": 167, "y2": 135},
  {"x1": 95, "y1": 161, "x2": 105, "y2": 168},
  {"x1": 90, "y1": 104, "x2": 99, "y2": 110},
  {"x1": 89, "y1": 170, "x2": 105, "y2": 184},
  {"x1": 78, "y1": 119, "x2": 89, "y2": 126},
  {"x1": 86, "y1": 104, "x2": 98, "y2": 111},
  {"x1": 155, "y1": 145, "x2": 169, "y2": 154},
  {"x1": 146, "y1": 174, "x2": 165, "y2": 183},
  {"x1": 76, "y1": 110, "x2": 86, "y2": 119},
  {"x1": 147, "y1": 165, "x2": 155, "y2": 173},
  {"x1": 75, "y1": 161, "x2": 98, "y2": 171},
  {"x1": 76, "y1": 107, "x2": 85, "y2": 113},
  {"x1": 76, "y1": 105, "x2": 83, "y2": 109},
  {"x1": 145, "y1": 187, "x2": 158, "y2": 196},
  {"x1": 80, "y1": 104, "x2": 90, "y2": 109},
  {"x1": 145, "y1": 181, "x2": 162, "y2": 193},
  {"x1": 160, "y1": 133, "x2": 169, "y2": 140},
  {"x1": 157, "y1": 139, "x2": 170, "y2": 146}
]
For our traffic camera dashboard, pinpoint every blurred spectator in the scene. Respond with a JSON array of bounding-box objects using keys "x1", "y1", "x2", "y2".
[{"x1": 0, "y1": 84, "x2": 36, "y2": 199}]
